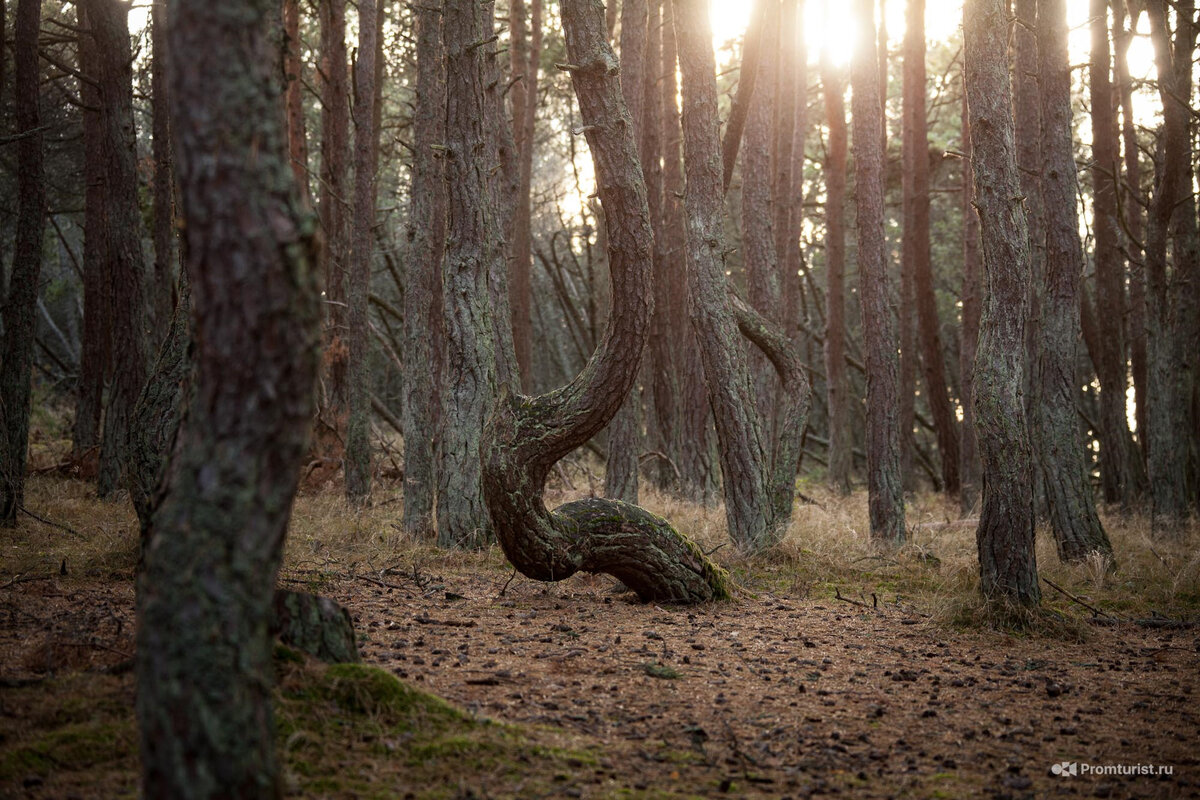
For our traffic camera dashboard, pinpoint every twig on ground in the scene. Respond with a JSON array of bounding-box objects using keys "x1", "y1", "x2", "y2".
[
  {"x1": 19, "y1": 506, "x2": 85, "y2": 539},
  {"x1": 1041, "y1": 576, "x2": 1113, "y2": 619},
  {"x1": 833, "y1": 587, "x2": 874, "y2": 610}
]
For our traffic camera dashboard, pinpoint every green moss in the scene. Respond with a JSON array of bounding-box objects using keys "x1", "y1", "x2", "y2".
[
  {"x1": 0, "y1": 720, "x2": 134, "y2": 780},
  {"x1": 640, "y1": 662, "x2": 681, "y2": 680}
]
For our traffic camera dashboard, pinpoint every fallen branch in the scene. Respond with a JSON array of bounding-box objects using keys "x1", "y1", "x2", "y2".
[
  {"x1": 833, "y1": 587, "x2": 874, "y2": 610},
  {"x1": 1041, "y1": 576, "x2": 1113, "y2": 619},
  {"x1": 19, "y1": 506, "x2": 85, "y2": 539}
]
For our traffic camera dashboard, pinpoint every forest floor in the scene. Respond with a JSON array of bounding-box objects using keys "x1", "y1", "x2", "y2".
[{"x1": 1, "y1": 472, "x2": 1199, "y2": 799}]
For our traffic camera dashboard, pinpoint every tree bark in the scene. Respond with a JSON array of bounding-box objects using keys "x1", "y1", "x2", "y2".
[
  {"x1": 91, "y1": 0, "x2": 152, "y2": 500},
  {"x1": 851, "y1": 0, "x2": 906, "y2": 543},
  {"x1": 1036, "y1": 0, "x2": 1114, "y2": 563},
  {"x1": 605, "y1": 0, "x2": 650, "y2": 505},
  {"x1": 904, "y1": 0, "x2": 960, "y2": 495},
  {"x1": 482, "y1": 0, "x2": 729, "y2": 603},
  {"x1": 720, "y1": 0, "x2": 771, "y2": 193},
  {"x1": 822, "y1": 59, "x2": 852, "y2": 495},
  {"x1": 72, "y1": 2, "x2": 109, "y2": 463},
  {"x1": 317, "y1": 0, "x2": 350, "y2": 456},
  {"x1": 959, "y1": 82, "x2": 982, "y2": 514},
  {"x1": 773, "y1": 0, "x2": 798, "y2": 317},
  {"x1": 437, "y1": 0, "x2": 503, "y2": 548},
  {"x1": 284, "y1": 0, "x2": 309, "y2": 199},
  {"x1": 345, "y1": 0, "x2": 379, "y2": 504},
  {"x1": 674, "y1": 0, "x2": 777, "y2": 551},
  {"x1": 509, "y1": 0, "x2": 539, "y2": 389},
  {"x1": 0, "y1": 0, "x2": 46, "y2": 526},
  {"x1": 402, "y1": 1, "x2": 446, "y2": 537},
  {"x1": 1088, "y1": 0, "x2": 1142, "y2": 508},
  {"x1": 964, "y1": 0, "x2": 1040, "y2": 605},
  {"x1": 151, "y1": 0, "x2": 177, "y2": 337},
  {"x1": 136, "y1": 0, "x2": 320, "y2": 793}
]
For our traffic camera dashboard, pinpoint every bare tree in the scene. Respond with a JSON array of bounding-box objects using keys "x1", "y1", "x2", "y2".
[
  {"x1": 852, "y1": 0, "x2": 905, "y2": 542},
  {"x1": 284, "y1": 0, "x2": 309, "y2": 199},
  {"x1": 136, "y1": 0, "x2": 320, "y2": 792},
  {"x1": 964, "y1": 0, "x2": 1039, "y2": 604},
  {"x1": 959, "y1": 80, "x2": 982, "y2": 514},
  {"x1": 822, "y1": 57, "x2": 852, "y2": 495},
  {"x1": 0, "y1": 0, "x2": 46, "y2": 526}
]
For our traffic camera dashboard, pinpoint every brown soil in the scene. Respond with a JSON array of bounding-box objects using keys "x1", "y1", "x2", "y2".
[{"x1": 2, "y1": 562, "x2": 1196, "y2": 799}]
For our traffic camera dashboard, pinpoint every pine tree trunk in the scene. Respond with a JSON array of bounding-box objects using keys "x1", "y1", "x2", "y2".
[
  {"x1": 1144, "y1": 0, "x2": 1194, "y2": 532},
  {"x1": 483, "y1": 0, "x2": 729, "y2": 603},
  {"x1": 674, "y1": 0, "x2": 777, "y2": 551},
  {"x1": 0, "y1": 0, "x2": 45, "y2": 526},
  {"x1": 822, "y1": 59, "x2": 852, "y2": 495},
  {"x1": 317, "y1": 0, "x2": 350, "y2": 456},
  {"x1": 401, "y1": 1, "x2": 446, "y2": 537},
  {"x1": 964, "y1": 0, "x2": 1040, "y2": 605},
  {"x1": 904, "y1": 0, "x2": 960, "y2": 495},
  {"x1": 284, "y1": 0, "x2": 308, "y2": 199},
  {"x1": 72, "y1": 2, "x2": 108, "y2": 462},
  {"x1": 1036, "y1": 0, "x2": 1114, "y2": 563},
  {"x1": 959, "y1": 84, "x2": 982, "y2": 515},
  {"x1": 92, "y1": 0, "x2": 151, "y2": 500},
  {"x1": 509, "y1": 0, "x2": 535, "y2": 389},
  {"x1": 151, "y1": 0, "x2": 177, "y2": 337},
  {"x1": 772, "y1": 0, "x2": 798, "y2": 322},
  {"x1": 437, "y1": 0, "x2": 502, "y2": 548},
  {"x1": 851, "y1": 0, "x2": 905, "y2": 543},
  {"x1": 136, "y1": 0, "x2": 320, "y2": 792},
  {"x1": 345, "y1": 0, "x2": 378, "y2": 504},
  {"x1": 1088, "y1": 0, "x2": 1143, "y2": 508}
]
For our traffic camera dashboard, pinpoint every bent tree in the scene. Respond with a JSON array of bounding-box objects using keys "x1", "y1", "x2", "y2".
[
  {"x1": 963, "y1": 0, "x2": 1039, "y2": 604},
  {"x1": 481, "y1": 0, "x2": 730, "y2": 603},
  {"x1": 136, "y1": 0, "x2": 320, "y2": 794}
]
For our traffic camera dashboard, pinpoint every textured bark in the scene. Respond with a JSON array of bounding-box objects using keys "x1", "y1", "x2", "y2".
[
  {"x1": 675, "y1": 0, "x2": 777, "y2": 551},
  {"x1": 318, "y1": 0, "x2": 350, "y2": 451},
  {"x1": 284, "y1": 0, "x2": 308, "y2": 198},
  {"x1": 73, "y1": 2, "x2": 108, "y2": 461},
  {"x1": 345, "y1": 0, "x2": 378, "y2": 504},
  {"x1": 92, "y1": 0, "x2": 152, "y2": 500},
  {"x1": 1036, "y1": 0, "x2": 1114, "y2": 563},
  {"x1": 1144, "y1": 0, "x2": 1194, "y2": 531},
  {"x1": 903, "y1": 0, "x2": 960, "y2": 495},
  {"x1": 129, "y1": 284, "x2": 191, "y2": 534},
  {"x1": 851, "y1": 0, "x2": 905, "y2": 543},
  {"x1": 0, "y1": 0, "x2": 45, "y2": 526},
  {"x1": 1012, "y1": 0, "x2": 1043, "y2": 486},
  {"x1": 401, "y1": 2, "x2": 446, "y2": 537},
  {"x1": 959, "y1": 85, "x2": 982, "y2": 514},
  {"x1": 271, "y1": 590, "x2": 359, "y2": 664},
  {"x1": 822, "y1": 60, "x2": 852, "y2": 495},
  {"x1": 437, "y1": 0, "x2": 502, "y2": 548},
  {"x1": 1088, "y1": 0, "x2": 1141, "y2": 507},
  {"x1": 772, "y1": 0, "x2": 797, "y2": 295},
  {"x1": 509, "y1": 0, "x2": 539, "y2": 389},
  {"x1": 605, "y1": 0, "x2": 649, "y2": 505},
  {"x1": 964, "y1": 0, "x2": 1040, "y2": 605},
  {"x1": 783, "y1": 0, "x2": 809, "y2": 356},
  {"x1": 482, "y1": 0, "x2": 729, "y2": 604},
  {"x1": 151, "y1": 0, "x2": 177, "y2": 336},
  {"x1": 136, "y1": 0, "x2": 320, "y2": 793}
]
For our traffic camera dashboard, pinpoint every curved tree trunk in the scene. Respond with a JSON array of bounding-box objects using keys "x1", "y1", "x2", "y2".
[
  {"x1": 482, "y1": 0, "x2": 729, "y2": 603},
  {"x1": 0, "y1": 0, "x2": 45, "y2": 526},
  {"x1": 136, "y1": 0, "x2": 320, "y2": 792},
  {"x1": 401, "y1": 1, "x2": 446, "y2": 537},
  {"x1": 1036, "y1": 0, "x2": 1114, "y2": 563},
  {"x1": 674, "y1": 0, "x2": 777, "y2": 552},
  {"x1": 964, "y1": 0, "x2": 1040, "y2": 605},
  {"x1": 822, "y1": 59, "x2": 852, "y2": 495},
  {"x1": 851, "y1": 0, "x2": 905, "y2": 543}
]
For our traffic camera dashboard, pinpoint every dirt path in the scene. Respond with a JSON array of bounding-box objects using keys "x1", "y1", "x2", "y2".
[{"x1": 2, "y1": 566, "x2": 1197, "y2": 798}]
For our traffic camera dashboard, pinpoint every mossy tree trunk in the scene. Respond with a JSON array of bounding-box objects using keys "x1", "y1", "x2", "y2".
[
  {"x1": 851, "y1": 0, "x2": 905, "y2": 543},
  {"x1": 964, "y1": 0, "x2": 1040, "y2": 605},
  {"x1": 1035, "y1": 0, "x2": 1114, "y2": 564},
  {"x1": 135, "y1": 0, "x2": 320, "y2": 794},
  {"x1": 481, "y1": 0, "x2": 730, "y2": 604},
  {"x1": 0, "y1": 0, "x2": 46, "y2": 527},
  {"x1": 91, "y1": 0, "x2": 151, "y2": 499},
  {"x1": 401, "y1": 0, "x2": 446, "y2": 537}
]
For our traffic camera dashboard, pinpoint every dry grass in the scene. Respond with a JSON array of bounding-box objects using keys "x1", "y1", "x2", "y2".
[{"x1": 6, "y1": 467, "x2": 1198, "y2": 634}]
